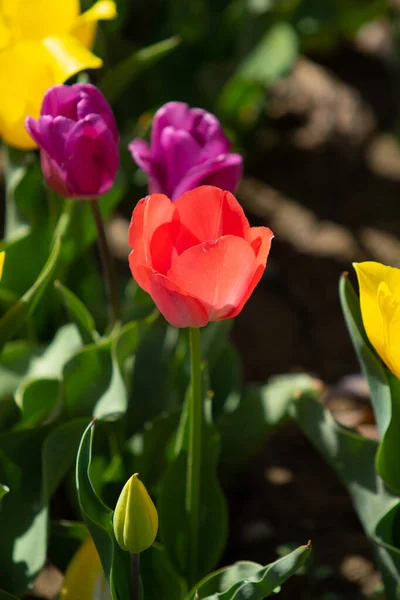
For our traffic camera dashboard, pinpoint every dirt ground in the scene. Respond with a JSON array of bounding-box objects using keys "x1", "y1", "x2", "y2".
[{"x1": 229, "y1": 38, "x2": 400, "y2": 598}]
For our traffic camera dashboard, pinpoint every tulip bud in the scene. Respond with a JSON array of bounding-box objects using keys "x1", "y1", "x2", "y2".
[{"x1": 113, "y1": 473, "x2": 158, "y2": 554}]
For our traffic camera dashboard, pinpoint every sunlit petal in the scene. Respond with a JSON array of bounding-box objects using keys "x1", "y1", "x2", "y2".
[
  {"x1": 11, "y1": 0, "x2": 79, "y2": 41},
  {"x1": 70, "y1": 0, "x2": 117, "y2": 48}
]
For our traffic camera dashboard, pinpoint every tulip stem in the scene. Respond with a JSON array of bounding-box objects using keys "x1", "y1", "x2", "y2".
[
  {"x1": 187, "y1": 327, "x2": 202, "y2": 585},
  {"x1": 130, "y1": 553, "x2": 141, "y2": 600},
  {"x1": 89, "y1": 199, "x2": 120, "y2": 326}
]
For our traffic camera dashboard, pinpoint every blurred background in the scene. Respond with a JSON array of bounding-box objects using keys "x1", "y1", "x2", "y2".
[{"x1": 55, "y1": 1, "x2": 400, "y2": 597}]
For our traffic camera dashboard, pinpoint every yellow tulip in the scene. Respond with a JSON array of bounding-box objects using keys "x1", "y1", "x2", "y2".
[
  {"x1": 0, "y1": 252, "x2": 4, "y2": 279},
  {"x1": 354, "y1": 261, "x2": 400, "y2": 379},
  {"x1": 61, "y1": 537, "x2": 111, "y2": 600},
  {"x1": 0, "y1": 0, "x2": 116, "y2": 149},
  {"x1": 113, "y1": 473, "x2": 159, "y2": 554}
]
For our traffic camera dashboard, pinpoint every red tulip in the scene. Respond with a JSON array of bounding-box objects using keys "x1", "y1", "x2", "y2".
[{"x1": 128, "y1": 186, "x2": 273, "y2": 328}]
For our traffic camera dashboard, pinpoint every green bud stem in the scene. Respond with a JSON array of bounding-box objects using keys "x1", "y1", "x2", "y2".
[
  {"x1": 187, "y1": 327, "x2": 202, "y2": 586},
  {"x1": 89, "y1": 198, "x2": 120, "y2": 327},
  {"x1": 130, "y1": 553, "x2": 141, "y2": 600}
]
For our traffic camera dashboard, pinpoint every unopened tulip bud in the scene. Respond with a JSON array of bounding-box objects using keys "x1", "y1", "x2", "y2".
[{"x1": 113, "y1": 473, "x2": 158, "y2": 554}]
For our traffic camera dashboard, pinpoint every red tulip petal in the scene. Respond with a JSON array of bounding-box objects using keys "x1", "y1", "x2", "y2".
[
  {"x1": 173, "y1": 186, "x2": 250, "y2": 254},
  {"x1": 128, "y1": 251, "x2": 153, "y2": 293},
  {"x1": 227, "y1": 226, "x2": 274, "y2": 319},
  {"x1": 128, "y1": 193, "x2": 176, "y2": 285},
  {"x1": 246, "y1": 226, "x2": 274, "y2": 263},
  {"x1": 168, "y1": 235, "x2": 257, "y2": 322},
  {"x1": 135, "y1": 265, "x2": 209, "y2": 328},
  {"x1": 149, "y1": 218, "x2": 181, "y2": 275}
]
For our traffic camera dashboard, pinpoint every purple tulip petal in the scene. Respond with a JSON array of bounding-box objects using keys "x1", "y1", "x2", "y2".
[
  {"x1": 41, "y1": 85, "x2": 81, "y2": 119},
  {"x1": 172, "y1": 153, "x2": 243, "y2": 200},
  {"x1": 25, "y1": 116, "x2": 43, "y2": 147},
  {"x1": 160, "y1": 126, "x2": 202, "y2": 197},
  {"x1": 128, "y1": 138, "x2": 152, "y2": 171},
  {"x1": 151, "y1": 102, "x2": 190, "y2": 160},
  {"x1": 64, "y1": 115, "x2": 119, "y2": 198},
  {"x1": 128, "y1": 138, "x2": 165, "y2": 193},
  {"x1": 40, "y1": 151, "x2": 70, "y2": 197},
  {"x1": 189, "y1": 109, "x2": 230, "y2": 157},
  {"x1": 74, "y1": 84, "x2": 119, "y2": 143}
]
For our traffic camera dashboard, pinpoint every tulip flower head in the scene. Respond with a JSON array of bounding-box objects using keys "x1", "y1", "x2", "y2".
[
  {"x1": 113, "y1": 473, "x2": 158, "y2": 554},
  {"x1": 0, "y1": 0, "x2": 116, "y2": 149},
  {"x1": 354, "y1": 261, "x2": 400, "y2": 379},
  {"x1": 129, "y1": 102, "x2": 243, "y2": 200},
  {"x1": 128, "y1": 186, "x2": 273, "y2": 328},
  {"x1": 25, "y1": 84, "x2": 119, "y2": 199}
]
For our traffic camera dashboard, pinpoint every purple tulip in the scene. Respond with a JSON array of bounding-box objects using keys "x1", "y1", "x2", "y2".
[
  {"x1": 25, "y1": 84, "x2": 119, "y2": 199},
  {"x1": 129, "y1": 101, "x2": 243, "y2": 200}
]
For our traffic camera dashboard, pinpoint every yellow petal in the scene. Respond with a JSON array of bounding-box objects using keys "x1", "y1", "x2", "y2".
[
  {"x1": 377, "y1": 280, "x2": 400, "y2": 379},
  {"x1": 42, "y1": 35, "x2": 102, "y2": 82},
  {"x1": 0, "y1": 0, "x2": 20, "y2": 23},
  {"x1": 0, "y1": 41, "x2": 54, "y2": 148},
  {"x1": 0, "y1": 37, "x2": 102, "y2": 149},
  {"x1": 61, "y1": 537, "x2": 111, "y2": 600},
  {"x1": 0, "y1": 252, "x2": 5, "y2": 280},
  {"x1": 0, "y1": 15, "x2": 12, "y2": 51},
  {"x1": 70, "y1": 0, "x2": 117, "y2": 49},
  {"x1": 354, "y1": 261, "x2": 400, "y2": 379},
  {"x1": 10, "y1": 0, "x2": 79, "y2": 41}
]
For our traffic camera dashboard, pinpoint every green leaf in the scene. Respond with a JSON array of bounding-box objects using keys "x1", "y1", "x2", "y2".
[
  {"x1": 0, "y1": 340, "x2": 37, "y2": 401},
  {"x1": 339, "y1": 274, "x2": 400, "y2": 493},
  {"x1": 188, "y1": 544, "x2": 312, "y2": 599},
  {"x1": 218, "y1": 374, "x2": 318, "y2": 473},
  {"x1": 121, "y1": 280, "x2": 156, "y2": 323},
  {"x1": 127, "y1": 318, "x2": 172, "y2": 433},
  {"x1": 141, "y1": 543, "x2": 187, "y2": 600},
  {"x1": 0, "y1": 201, "x2": 74, "y2": 352},
  {"x1": 14, "y1": 377, "x2": 60, "y2": 428},
  {"x1": 76, "y1": 420, "x2": 131, "y2": 600},
  {"x1": 159, "y1": 390, "x2": 228, "y2": 583},
  {"x1": 236, "y1": 22, "x2": 299, "y2": 85},
  {"x1": 27, "y1": 324, "x2": 82, "y2": 379},
  {"x1": 42, "y1": 419, "x2": 88, "y2": 500},
  {"x1": 209, "y1": 342, "x2": 242, "y2": 419},
  {"x1": 94, "y1": 322, "x2": 139, "y2": 419},
  {"x1": 0, "y1": 482, "x2": 9, "y2": 504},
  {"x1": 125, "y1": 408, "x2": 180, "y2": 491},
  {"x1": 291, "y1": 389, "x2": 400, "y2": 599},
  {"x1": 63, "y1": 342, "x2": 113, "y2": 417},
  {"x1": 0, "y1": 416, "x2": 85, "y2": 596},
  {"x1": 3, "y1": 151, "x2": 45, "y2": 239},
  {"x1": 100, "y1": 37, "x2": 180, "y2": 104},
  {"x1": 0, "y1": 591, "x2": 19, "y2": 599},
  {"x1": 54, "y1": 280, "x2": 98, "y2": 344},
  {"x1": 49, "y1": 520, "x2": 88, "y2": 572},
  {"x1": 0, "y1": 427, "x2": 49, "y2": 595}
]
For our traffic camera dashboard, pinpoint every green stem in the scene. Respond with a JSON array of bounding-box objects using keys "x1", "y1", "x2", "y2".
[
  {"x1": 186, "y1": 327, "x2": 202, "y2": 585},
  {"x1": 130, "y1": 553, "x2": 141, "y2": 600},
  {"x1": 89, "y1": 199, "x2": 120, "y2": 327},
  {"x1": 47, "y1": 188, "x2": 60, "y2": 242}
]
